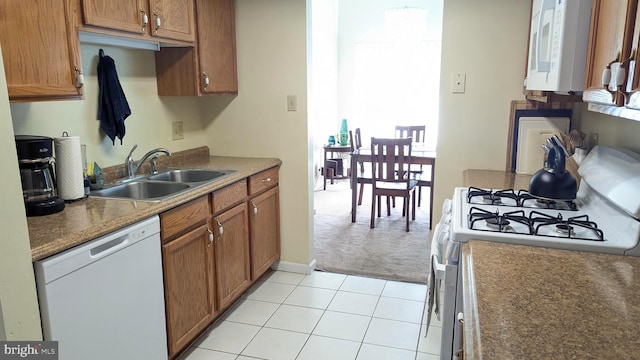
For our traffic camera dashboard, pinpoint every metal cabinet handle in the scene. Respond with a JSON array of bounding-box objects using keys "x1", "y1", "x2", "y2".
[
  {"x1": 261, "y1": 178, "x2": 272, "y2": 183},
  {"x1": 202, "y1": 72, "x2": 209, "y2": 89},
  {"x1": 140, "y1": 8, "x2": 148, "y2": 33},
  {"x1": 602, "y1": 52, "x2": 621, "y2": 88},
  {"x1": 215, "y1": 218, "x2": 224, "y2": 238},
  {"x1": 74, "y1": 66, "x2": 84, "y2": 89},
  {"x1": 251, "y1": 201, "x2": 258, "y2": 215},
  {"x1": 154, "y1": 13, "x2": 161, "y2": 34},
  {"x1": 206, "y1": 227, "x2": 214, "y2": 247}
]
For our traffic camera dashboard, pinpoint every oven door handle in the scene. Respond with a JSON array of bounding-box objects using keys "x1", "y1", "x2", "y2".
[{"x1": 425, "y1": 248, "x2": 447, "y2": 337}]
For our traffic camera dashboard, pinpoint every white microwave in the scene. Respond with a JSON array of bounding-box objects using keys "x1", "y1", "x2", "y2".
[{"x1": 525, "y1": 0, "x2": 593, "y2": 93}]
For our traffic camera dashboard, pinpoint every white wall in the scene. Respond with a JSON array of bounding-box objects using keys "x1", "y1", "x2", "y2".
[
  {"x1": 201, "y1": 0, "x2": 313, "y2": 268},
  {"x1": 433, "y1": 0, "x2": 531, "y2": 221},
  {"x1": 309, "y1": 0, "x2": 339, "y2": 183},
  {"x1": 0, "y1": 46, "x2": 42, "y2": 340},
  {"x1": 578, "y1": 103, "x2": 640, "y2": 153},
  {"x1": 11, "y1": 44, "x2": 207, "y2": 168}
]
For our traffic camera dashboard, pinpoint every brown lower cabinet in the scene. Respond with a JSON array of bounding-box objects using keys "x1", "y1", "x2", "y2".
[
  {"x1": 249, "y1": 186, "x2": 280, "y2": 280},
  {"x1": 160, "y1": 166, "x2": 280, "y2": 359},
  {"x1": 211, "y1": 202, "x2": 251, "y2": 311}
]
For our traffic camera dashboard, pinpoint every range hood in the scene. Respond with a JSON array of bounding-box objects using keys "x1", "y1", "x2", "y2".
[{"x1": 78, "y1": 31, "x2": 160, "y2": 51}]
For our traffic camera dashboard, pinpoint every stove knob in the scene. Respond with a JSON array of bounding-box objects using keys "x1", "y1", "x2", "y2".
[{"x1": 442, "y1": 198, "x2": 452, "y2": 214}]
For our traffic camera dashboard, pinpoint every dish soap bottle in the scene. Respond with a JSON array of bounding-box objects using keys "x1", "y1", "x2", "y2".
[{"x1": 339, "y1": 118, "x2": 349, "y2": 145}]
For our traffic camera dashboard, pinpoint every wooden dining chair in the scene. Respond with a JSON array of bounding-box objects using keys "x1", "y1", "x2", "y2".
[
  {"x1": 370, "y1": 137, "x2": 417, "y2": 232},
  {"x1": 394, "y1": 125, "x2": 429, "y2": 207},
  {"x1": 350, "y1": 128, "x2": 371, "y2": 206},
  {"x1": 395, "y1": 125, "x2": 426, "y2": 143}
]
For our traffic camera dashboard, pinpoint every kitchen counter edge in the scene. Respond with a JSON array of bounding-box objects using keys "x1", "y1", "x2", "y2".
[{"x1": 28, "y1": 156, "x2": 282, "y2": 261}]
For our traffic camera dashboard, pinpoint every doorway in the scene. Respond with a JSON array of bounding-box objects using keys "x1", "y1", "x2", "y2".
[{"x1": 309, "y1": 0, "x2": 444, "y2": 281}]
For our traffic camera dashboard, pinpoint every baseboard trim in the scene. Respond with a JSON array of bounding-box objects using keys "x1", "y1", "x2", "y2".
[{"x1": 272, "y1": 259, "x2": 317, "y2": 275}]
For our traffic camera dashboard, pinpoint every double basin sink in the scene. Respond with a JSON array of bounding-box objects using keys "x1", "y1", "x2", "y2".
[{"x1": 90, "y1": 169, "x2": 236, "y2": 201}]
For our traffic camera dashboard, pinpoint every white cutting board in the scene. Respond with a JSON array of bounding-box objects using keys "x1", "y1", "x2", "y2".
[{"x1": 516, "y1": 117, "x2": 570, "y2": 175}]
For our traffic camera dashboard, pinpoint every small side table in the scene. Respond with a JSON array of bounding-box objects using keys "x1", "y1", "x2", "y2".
[{"x1": 323, "y1": 144, "x2": 352, "y2": 190}]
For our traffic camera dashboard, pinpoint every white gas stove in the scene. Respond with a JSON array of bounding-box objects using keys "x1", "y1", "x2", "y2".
[
  {"x1": 450, "y1": 185, "x2": 640, "y2": 255},
  {"x1": 428, "y1": 145, "x2": 640, "y2": 360}
]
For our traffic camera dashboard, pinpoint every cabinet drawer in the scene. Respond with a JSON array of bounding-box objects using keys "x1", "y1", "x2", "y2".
[
  {"x1": 249, "y1": 167, "x2": 279, "y2": 195},
  {"x1": 212, "y1": 180, "x2": 247, "y2": 214},
  {"x1": 161, "y1": 196, "x2": 210, "y2": 240}
]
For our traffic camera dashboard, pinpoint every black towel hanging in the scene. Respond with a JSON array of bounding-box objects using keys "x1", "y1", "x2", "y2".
[{"x1": 97, "y1": 48, "x2": 131, "y2": 145}]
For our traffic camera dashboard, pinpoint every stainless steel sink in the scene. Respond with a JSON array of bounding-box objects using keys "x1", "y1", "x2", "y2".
[
  {"x1": 146, "y1": 169, "x2": 234, "y2": 183},
  {"x1": 90, "y1": 168, "x2": 236, "y2": 201},
  {"x1": 91, "y1": 181, "x2": 191, "y2": 201}
]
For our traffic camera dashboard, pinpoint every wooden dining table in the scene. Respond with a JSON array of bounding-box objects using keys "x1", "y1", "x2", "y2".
[{"x1": 350, "y1": 147, "x2": 436, "y2": 228}]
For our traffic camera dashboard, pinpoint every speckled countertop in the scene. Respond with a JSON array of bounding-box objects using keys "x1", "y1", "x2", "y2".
[
  {"x1": 461, "y1": 241, "x2": 640, "y2": 359},
  {"x1": 463, "y1": 169, "x2": 532, "y2": 190},
  {"x1": 28, "y1": 146, "x2": 281, "y2": 261}
]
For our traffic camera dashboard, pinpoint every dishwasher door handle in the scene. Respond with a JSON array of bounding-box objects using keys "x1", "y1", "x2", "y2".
[{"x1": 90, "y1": 236, "x2": 129, "y2": 258}]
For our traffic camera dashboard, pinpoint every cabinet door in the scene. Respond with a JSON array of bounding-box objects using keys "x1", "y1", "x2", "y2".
[
  {"x1": 162, "y1": 224, "x2": 215, "y2": 357},
  {"x1": 583, "y1": 0, "x2": 638, "y2": 106},
  {"x1": 196, "y1": 0, "x2": 238, "y2": 94},
  {"x1": 155, "y1": 0, "x2": 237, "y2": 96},
  {"x1": 249, "y1": 187, "x2": 280, "y2": 280},
  {"x1": 150, "y1": 0, "x2": 196, "y2": 42},
  {"x1": 0, "y1": 0, "x2": 83, "y2": 101},
  {"x1": 212, "y1": 203, "x2": 251, "y2": 311},
  {"x1": 82, "y1": 0, "x2": 147, "y2": 35}
]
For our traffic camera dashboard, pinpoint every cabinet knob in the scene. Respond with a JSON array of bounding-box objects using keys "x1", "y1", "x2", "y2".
[
  {"x1": 251, "y1": 201, "x2": 258, "y2": 215},
  {"x1": 261, "y1": 178, "x2": 272, "y2": 183}
]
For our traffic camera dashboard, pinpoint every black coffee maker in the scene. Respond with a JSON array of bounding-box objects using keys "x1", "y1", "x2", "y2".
[{"x1": 15, "y1": 135, "x2": 65, "y2": 216}]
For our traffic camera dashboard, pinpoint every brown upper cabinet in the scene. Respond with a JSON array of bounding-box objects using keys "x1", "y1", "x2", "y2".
[
  {"x1": 80, "y1": 0, "x2": 196, "y2": 44},
  {"x1": 155, "y1": 0, "x2": 238, "y2": 95},
  {"x1": 0, "y1": 0, "x2": 84, "y2": 102},
  {"x1": 583, "y1": 0, "x2": 638, "y2": 106}
]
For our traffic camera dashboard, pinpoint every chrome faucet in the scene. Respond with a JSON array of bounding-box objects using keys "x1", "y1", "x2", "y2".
[{"x1": 125, "y1": 144, "x2": 172, "y2": 178}]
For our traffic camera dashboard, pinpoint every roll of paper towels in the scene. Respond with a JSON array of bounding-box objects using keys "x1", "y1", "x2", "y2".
[{"x1": 54, "y1": 135, "x2": 84, "y2": 201}]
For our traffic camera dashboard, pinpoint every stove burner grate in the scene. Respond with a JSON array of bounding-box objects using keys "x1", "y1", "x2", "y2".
[
  {"x1": 468, "y1": 207, "x2": 532, "y2": 234},
  {"x1": 518, "y1": 190, "x2": 578, "y2": 211},
  {"x1": 467, "y1": 187, "x2": 518, "y2": 206},
  {"x1": 529, "y1": 212, "x2": 604, "y2": 241},
  {"x1": 465, "y1": 187, "x2": 578, "y2": 210}
]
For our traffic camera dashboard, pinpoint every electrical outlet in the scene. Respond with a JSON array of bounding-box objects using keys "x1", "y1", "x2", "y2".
[
  {"x1": 172, "y1": 122, "x2": 184, "y2": 140},
  {"x1": 588, "y1": 132, "x2": 599, "y2": 148}
]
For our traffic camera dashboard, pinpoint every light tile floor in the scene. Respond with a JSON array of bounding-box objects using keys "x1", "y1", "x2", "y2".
[{"x1": 181, "y1": 270, "x2": 442, "y2": 360}]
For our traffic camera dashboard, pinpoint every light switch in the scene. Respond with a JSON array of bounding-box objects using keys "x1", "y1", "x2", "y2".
[
  {"x1": 452, "y1": 73, "x2": 466, "y2": 93},
  {"x1": 172, "y1": 122, "x2": 184, "y2": 140},
  {"x1": 287, "y1": 95, "x2": 297, "y2": 112}
]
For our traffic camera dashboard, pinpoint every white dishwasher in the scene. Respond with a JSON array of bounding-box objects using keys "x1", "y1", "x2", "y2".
[{"x1": 34, "y1": 215, "x2": 167, "y2": 360}]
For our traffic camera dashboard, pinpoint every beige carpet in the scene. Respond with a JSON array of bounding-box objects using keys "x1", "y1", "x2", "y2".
[{"x1": 313, "y1": 177, "x2": 431, "y2": 284}]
